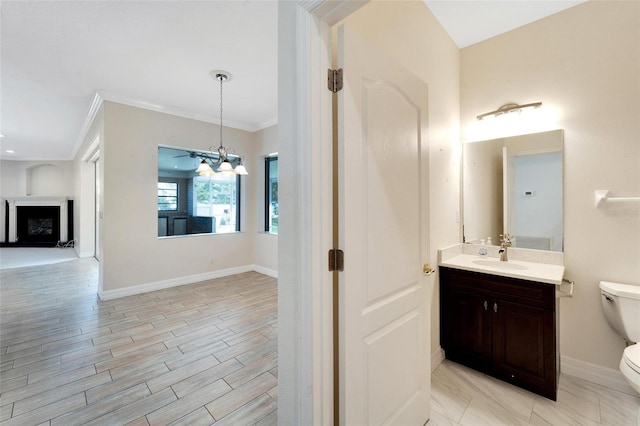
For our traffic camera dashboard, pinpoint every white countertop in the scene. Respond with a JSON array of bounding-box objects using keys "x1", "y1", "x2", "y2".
[{"x1": 437, "y1": 244, "x2": 565, "y2": 286}]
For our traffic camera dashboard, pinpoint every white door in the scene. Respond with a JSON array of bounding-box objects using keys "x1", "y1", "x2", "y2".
[{"x1": 337, "y1": 26, "x2": 431, "y2": 425}]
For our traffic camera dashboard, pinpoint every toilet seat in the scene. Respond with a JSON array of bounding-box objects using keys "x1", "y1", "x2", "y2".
[
  {"x1": 623, "y1": 344, "x2": 640, "y2": 374},
  {"x1": 620, "y1": 344, "x2": 640, "y2": 396}
]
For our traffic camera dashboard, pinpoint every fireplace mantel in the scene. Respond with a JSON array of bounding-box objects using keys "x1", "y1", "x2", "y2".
[
  {"x1": 4, "y1": 196, "x2": 72, "y2": 243},
  {"x1": 5, "y1": 196, "x2": 70, "y2": 204}
]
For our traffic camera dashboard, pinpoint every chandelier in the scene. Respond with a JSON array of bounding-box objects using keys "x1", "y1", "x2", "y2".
[{"x1": 196, "y1": 70, "x2": 248, "y2": 176}]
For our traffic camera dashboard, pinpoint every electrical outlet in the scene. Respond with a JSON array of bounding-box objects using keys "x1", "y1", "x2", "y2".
[{"x1": 209, "y1": 256, "x2": 214, "y2": 264}]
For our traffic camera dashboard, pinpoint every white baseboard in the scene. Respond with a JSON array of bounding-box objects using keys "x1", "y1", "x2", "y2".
[
  {"x1": 252, "y1": 264, "x2": 278, "y2": 278},
  {"x1": 99, "y1": 265, "x2": 254, "y2": 301},
  {"x1": 561, "y1": 354, "x2": 637, "y2": 395},
  {"x1": 432, "y1": 347, "x2": 445, "y2": 372}
]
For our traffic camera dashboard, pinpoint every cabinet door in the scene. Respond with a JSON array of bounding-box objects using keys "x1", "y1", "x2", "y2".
[
  {"x1": 442, "y1": 287, "x2": 492, "y2": 369},
  {"x1": 492, "y1": 299, "x2": 556, "y2": 398}
]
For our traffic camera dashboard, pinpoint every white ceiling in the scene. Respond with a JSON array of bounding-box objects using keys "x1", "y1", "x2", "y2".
[
  {"x1": 1, "y1": 0, "x2": 585, "y2": 162},
  {"x1": 0, "y1": 1, "x2": 278, "y2": 161},
  {"x1": 424, "y1": 0, "x2": 586, "y2": 49}
]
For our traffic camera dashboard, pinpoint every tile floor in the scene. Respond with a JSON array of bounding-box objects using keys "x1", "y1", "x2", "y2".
[
  {"x1": 430, "y1": 359, "x2": 640, "y2": 425},
  {"x1": 1, "y1": 256, "x2": 638, "y2": 425}
]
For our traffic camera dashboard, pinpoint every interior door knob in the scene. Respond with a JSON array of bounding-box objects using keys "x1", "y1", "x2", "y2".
[{"x1": 423, "y1": 263, "x2": 435, "y2": 276}]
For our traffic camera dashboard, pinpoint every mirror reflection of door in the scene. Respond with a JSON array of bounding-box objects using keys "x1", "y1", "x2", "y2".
[
  {"x1": 506, "y1": 151, "x2": 563, "y2": 251},
  {"x1": 462, "y1": 129, "x2": 563, "y2": 252}
]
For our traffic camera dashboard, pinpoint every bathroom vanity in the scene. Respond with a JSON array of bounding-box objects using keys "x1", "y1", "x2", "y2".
[{"x1": 438, "y1": 244, "x2": 566, "y2": 401}]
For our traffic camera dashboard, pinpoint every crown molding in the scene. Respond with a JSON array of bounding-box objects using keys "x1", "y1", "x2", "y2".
[
  {"x1": 70, "y1": 91, "x2": 104, "y2": 161},
  {"x1": 0, "y1": 157, "x2": 76, "y2": 162},
  {"x1": 255, "y1": 117, "x2": 279, "y2": 131},
  {"x1": 67, "y1": 90, "x2": 278, "y2": 162},
  {"x1": 300, "y1": 0, "x2": 370, "y2": 26},
  {"x1": 99, "y1": 90, "x2": 266, "y2": 132}
]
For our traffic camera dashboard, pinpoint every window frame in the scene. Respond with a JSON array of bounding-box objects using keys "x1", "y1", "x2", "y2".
[
  {"x1": 157, "y1": 181, "x2": 178, "y2": 211},
  {"x1": 264, "y1": 155, "x2": 278, "y2": 234},
  {"x1": 192, "y1": 174, "x2": 241, "y2": 233}
]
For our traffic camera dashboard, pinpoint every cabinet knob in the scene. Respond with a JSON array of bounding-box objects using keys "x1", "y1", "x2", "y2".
[
  {"x1": 484, "y1": 301, "x2": 488, "y2": 311},
  {"x1": 493, "y1": 303, "x2": 498, "y2": 313}
]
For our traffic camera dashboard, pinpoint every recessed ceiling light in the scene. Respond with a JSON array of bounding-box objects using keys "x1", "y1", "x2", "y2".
[{"x1": 6, "y1": 150, "x2": 15, "y2": 154}]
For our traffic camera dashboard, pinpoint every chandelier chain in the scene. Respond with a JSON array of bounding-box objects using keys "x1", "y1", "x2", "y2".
[{"x1": 219, "y1": 75, "x2": 224, "y2": 150}]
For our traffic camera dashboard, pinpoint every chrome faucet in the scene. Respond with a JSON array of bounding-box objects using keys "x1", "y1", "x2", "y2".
[{"x1": 499, "y1": 233, "x2": 512, "y2": 261}]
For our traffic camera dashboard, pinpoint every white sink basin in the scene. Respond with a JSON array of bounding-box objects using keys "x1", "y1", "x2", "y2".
[
  {"x1": 438, "y1": 247, "x2": 565, "y2": 285},
  {"x1": 472, "y1": 259, "x2": 529, "y2": 271}
]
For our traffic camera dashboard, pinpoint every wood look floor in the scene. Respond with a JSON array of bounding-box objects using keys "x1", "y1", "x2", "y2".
[{"x1": 0, "y1": 258, "x2": 278, "y2": 425}]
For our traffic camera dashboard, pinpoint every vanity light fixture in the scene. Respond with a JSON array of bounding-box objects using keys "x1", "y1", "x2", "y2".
[
  {"x1": 196, "y1": 70, "x2": 248, "y2": 176},
  {"x1": 476, "y1": 102, "x2": 542, "y2": 120}
]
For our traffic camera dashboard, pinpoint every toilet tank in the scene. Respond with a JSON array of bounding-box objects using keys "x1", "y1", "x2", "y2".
[{"x1": 599, "y1": 281, "x2": 640, "y2": 343}]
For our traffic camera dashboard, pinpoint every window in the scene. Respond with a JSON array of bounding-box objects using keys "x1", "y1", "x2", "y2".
[
  {"x1": 193, "y1": 174, "x2": 240, "y2": 233},
  {"x1": 265, "y1": 155, "x2": 278, "y2": 234},
  {"x1": 158, "y1": 182, "x2": 178, "y2": 211}
]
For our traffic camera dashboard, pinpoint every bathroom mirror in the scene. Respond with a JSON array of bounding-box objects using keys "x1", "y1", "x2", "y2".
[{"x1": 462, "y1": 129, "x2": 563, "y2": 252}]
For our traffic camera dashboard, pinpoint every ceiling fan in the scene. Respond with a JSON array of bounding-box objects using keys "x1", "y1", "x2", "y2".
[{"x1": 172, "y1": 151, "x2": 198, "y2": 159}]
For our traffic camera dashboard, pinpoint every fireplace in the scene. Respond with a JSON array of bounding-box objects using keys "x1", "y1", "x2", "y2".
[
  {"x1": 16, "y1": 206, "x2": 61, "y2": 243},
  {"x1": 3, "y1": 196, "x2": 73, "y2": 246}
]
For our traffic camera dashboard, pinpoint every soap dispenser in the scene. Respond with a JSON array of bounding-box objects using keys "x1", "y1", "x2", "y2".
[
  {"x1": 479, "y1": 239, "x2": 488, "y2": 256},
  {"x1": 487, "y1": 237, "x2": 492, "y2": 246}
]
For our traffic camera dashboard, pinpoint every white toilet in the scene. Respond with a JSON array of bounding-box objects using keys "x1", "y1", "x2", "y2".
[{"x1": 599, "y1": 281, "x2": 640, "y2": 397}]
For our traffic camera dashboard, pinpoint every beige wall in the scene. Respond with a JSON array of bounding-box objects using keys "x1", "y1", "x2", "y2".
[
  {"x1": 253, "y1": 124, "x2": 279, "y2": 274},
  {"x1": 339, "y1": 0, "x2": 461, "y2": 360},
  {"x1": 100, "y1": 101, "x2": 257, "y2": 294},
  {"x1": 461, "y1": 1, "x2": 640, "y2": 369}
]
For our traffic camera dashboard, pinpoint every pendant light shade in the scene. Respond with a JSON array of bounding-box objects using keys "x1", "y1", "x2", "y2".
[
  {"x1": 218, "y1": 160, "x2": 234, "y2": 173},
  {"x1": 234, "y1": 162, "x2": 248, "y2": 175},
  {"x1": 196, "y1": 159, "x2": 214, "y2": 175}
]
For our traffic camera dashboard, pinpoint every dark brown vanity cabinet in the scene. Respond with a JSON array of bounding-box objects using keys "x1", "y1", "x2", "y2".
[{"x1": 440, "y1": 267, "x2": 558, "y2": 400}]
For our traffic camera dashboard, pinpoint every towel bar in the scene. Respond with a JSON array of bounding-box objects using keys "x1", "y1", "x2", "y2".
[
  {"x1": 558, "y1": 278, "x2": 574, "y2": 298},
  {"x1": 595, "y1": 190, "x2": 640, "y2": 207}
]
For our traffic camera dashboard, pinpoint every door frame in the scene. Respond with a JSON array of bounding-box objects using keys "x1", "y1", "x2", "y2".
[
  {"x1": 277, "y1": 1, "x2": 370, "y2": 424},
  {"x1": 91, "y1": 152, "x2": 100, "y2": 261}
]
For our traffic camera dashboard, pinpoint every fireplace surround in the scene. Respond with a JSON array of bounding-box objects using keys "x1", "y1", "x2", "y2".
[
  {"x1": 16, "y1": 206, "x2": 61, "y2": 243},
  {"x1": 4, "y1": 196, "x2": 73, "y2": 246}
]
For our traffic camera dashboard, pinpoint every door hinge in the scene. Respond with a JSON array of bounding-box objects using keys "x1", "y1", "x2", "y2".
[
  {"x1": 328, "y1": 248, "x2": 344, "y2": 271},
  {"x1": 328, "y1": 68, "x2": 343, "y2": 93}
]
